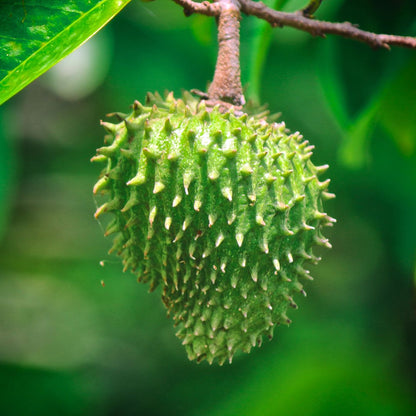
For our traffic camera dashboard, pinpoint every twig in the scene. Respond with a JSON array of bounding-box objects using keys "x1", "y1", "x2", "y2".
[
  {"x1": 239, "y1": 0, "x2": 416, "y2": 49},
  {"x1": 171, "y1": 0, "x2": 220, "y2": 16},
  {"x1": 172, "y1": 0, "x2": 415, "y2": 106},
  {"x1": 207, "y1": 0, "x2": 244, "y2": 106},
  {"x1": 300, "y1": 0, "x2": 323, "y2": 18},
  {"x1": 173, "y1": 0, "x2": 416, "y2": 50}
]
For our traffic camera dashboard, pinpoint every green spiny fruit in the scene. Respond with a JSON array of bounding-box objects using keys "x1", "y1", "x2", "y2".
[{"x1": 92, "y1": 91, "x2": 335, "y2": 365}]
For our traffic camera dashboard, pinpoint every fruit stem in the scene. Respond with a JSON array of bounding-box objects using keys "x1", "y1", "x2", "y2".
[{"x1": 207, "y1": 0, "x2": 245, "y2": 107}]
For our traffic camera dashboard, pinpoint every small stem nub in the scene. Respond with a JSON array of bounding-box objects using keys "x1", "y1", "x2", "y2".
[
  {"x1": 208, "y1": 0, "x2": 245, "y2": 107},
  {"x1": 301, "y1": 0, "x2": 323, "y2": 17}
]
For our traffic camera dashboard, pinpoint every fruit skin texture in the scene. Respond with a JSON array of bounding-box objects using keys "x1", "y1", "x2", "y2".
[{"x1": 92, "y1": 92, "x2": 335, "y2": 365}]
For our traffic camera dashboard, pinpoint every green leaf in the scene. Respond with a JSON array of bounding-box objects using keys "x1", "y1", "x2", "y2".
[
  {"x1": 243, "y1": 0, "x2": 291, "y2": 103},
  {"x1": 338, "y1": 56, "x2": 416, "y2": 168},
  {"x1": 377, "y1": 57, "x2": 416, "y2": 156},
  {"x1": 414, "y1": 262, "x2": 416, "y2": 288},
  {"x1": 0, "y1": 108, "x2": 17, "y2": 240},
  {"x1": 190, "y1": 15, "x2": 215, "y2": 47},
  {"x1": 0, "y1": 0, "x2": 131, "y2": 105},
  {"x1": 338, "y1": 98, "x2": 380, "y2": 169},
  {"x1": 318, "y1": 39, "x2": 351, "y2": 130}
]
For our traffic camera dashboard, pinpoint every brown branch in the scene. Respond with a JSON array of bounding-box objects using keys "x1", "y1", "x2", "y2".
[
  {"x1": 171, "y1": 0, "x2": 220, "y2": 16},
  {"x1": 208, "y1": 0, "x2": 244, "y2": 106},
  {"x1": 239, "y1": 0, "x2": 416, "y2": 49},
  {"x1": 173, "y1": 1, "x2": 244, "y2": 107},
  {"x1": 172, "y1": 0, "x2": 416, "y2": 108},
  {"x1": 172, "y1": 0, "x2": 416, "y2": 50}
]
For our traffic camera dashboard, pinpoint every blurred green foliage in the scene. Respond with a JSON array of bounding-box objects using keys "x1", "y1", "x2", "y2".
[{"x1": 0, "y1": 0, "x2": 415, "y2": 415}]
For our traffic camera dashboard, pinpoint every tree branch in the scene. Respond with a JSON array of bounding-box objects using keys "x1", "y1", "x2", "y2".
[
  {"x1": 171, "y1": 0, "x2": 220, "y2": 16},
  {"x1": 207, "y1": 0, "x2": 244, "y2": 106},
  {"x1": 239, "y1": 0, "x2": 416, "y2": 49},
  {"x1": 172, "y1": 0, "x2": 416, "y2": 50}
]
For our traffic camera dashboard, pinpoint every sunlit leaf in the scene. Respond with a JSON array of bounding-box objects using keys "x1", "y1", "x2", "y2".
[{"x1": 0, "y1": 0, "x2": 131, "y2": 105}]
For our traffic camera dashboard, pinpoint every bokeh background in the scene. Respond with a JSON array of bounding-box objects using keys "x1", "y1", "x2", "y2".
[{"x1": 1, "y1": 0, "x2": 415, "y2": 415}]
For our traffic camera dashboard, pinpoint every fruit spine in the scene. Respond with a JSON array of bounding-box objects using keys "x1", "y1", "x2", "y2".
[{"x1": 92, "y1": 92, "x2": 335, "y2": 365}]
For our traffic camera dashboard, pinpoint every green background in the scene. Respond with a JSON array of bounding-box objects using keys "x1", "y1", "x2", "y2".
[{"x1": 0, "y1": 0, "x2": 415, "y2": 415}]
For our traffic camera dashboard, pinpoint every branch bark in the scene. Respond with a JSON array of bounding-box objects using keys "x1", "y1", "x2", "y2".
[
  {"x1": 172, "y1": 0, "x2": 416, "y2": 108},
  {"x1": 239, "y1": 0, "x2": 416, "y2": 49},
  {"x1": 173, "y1": 0, "x2": 416, "y2": 50},
  {"x1": 207, "y1": 0, "x2": 244, "y2": 106},
  {"x1": 171, "y1": 0, "x2": 220, "y2": 16}
]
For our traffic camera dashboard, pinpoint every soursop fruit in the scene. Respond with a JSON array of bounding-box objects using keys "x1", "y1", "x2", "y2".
[{"x1": 92, "y1": 91, "x2": 335, "y2": 364}]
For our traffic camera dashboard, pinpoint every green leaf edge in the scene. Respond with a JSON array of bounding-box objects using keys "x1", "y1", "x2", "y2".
[
  {"x1": 245, "y1": 0, "x2": 290, "y2": 103},
  {"x1": 0, "y1": 0, "x2": 132, "y2": 106}
]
